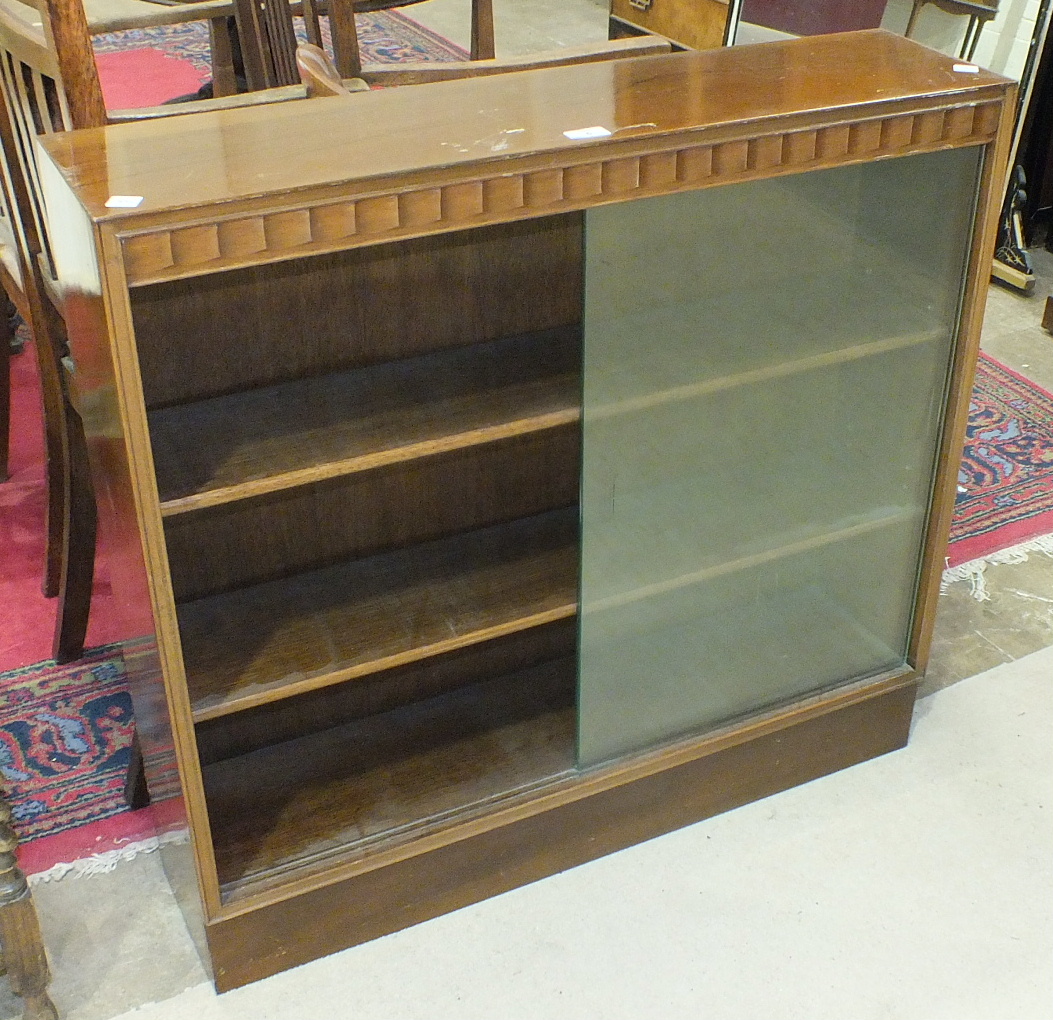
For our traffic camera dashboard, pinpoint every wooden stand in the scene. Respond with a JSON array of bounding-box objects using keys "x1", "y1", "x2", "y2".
[
  {"x1": 36, "y1": 32, "x2": 1015, "y2": 992},
  {"x1": 0, "y1": 800, "x2": 57, "y2": 1020}
]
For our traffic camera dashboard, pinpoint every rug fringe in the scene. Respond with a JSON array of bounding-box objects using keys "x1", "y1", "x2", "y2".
[
  {"x1": 941, "y1": 533, "x2": 1053, "y2": 602},
  {"x1": 27, "y1": 829, "x2": 190, "y2": 886}
]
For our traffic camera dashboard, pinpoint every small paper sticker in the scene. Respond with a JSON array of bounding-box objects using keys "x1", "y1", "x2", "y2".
[
  {"x1": 563, "y1": 126, "x2": 612, "y2": 140},
  {"x1": 105, "y1": 195, "x2": 144, "y2": 208},
  {"x1": 953, "y1": 63, "x2": 980, "y2": 73}
]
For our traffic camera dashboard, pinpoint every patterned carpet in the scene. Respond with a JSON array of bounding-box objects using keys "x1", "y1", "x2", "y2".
[
  {"x1": 948, "y1": 352, "x2": 1053, "y2": 567},
  {"x1": 0, "y1": 645, "x2": 134, "y2": 843},
  {"x1": 91, "y1": 10, "x2": 469, "y2": 88}
]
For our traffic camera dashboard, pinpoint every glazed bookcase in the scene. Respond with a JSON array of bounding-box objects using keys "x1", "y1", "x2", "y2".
[{"x1": 37, "y1": 31, "x2": 1013, "y2": 990}]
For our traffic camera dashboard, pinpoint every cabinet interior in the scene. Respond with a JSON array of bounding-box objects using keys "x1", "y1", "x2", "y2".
[
  {"x1": 125, "y1": 146, "x2": 981, "y2": 905},
  {"x1": 132, "y1": 214, "x2": 586, "y2": 902}
]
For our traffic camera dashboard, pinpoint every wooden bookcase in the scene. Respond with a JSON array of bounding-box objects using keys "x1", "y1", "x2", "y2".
[{"x1": 37, "y1": 31, "x2": 1014, "y2": 991}]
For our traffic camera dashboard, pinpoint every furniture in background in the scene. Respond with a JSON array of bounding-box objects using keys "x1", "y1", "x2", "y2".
[
  {"x1": 738, "y1": 0, "x2": 888, "y2": 35},
  {"x1": 235, "y1": 0, "x2": 495, "y2": 87},
  {"x1": 38, "y1": 31, "x2": 1013, "y2": 991},
  {"x1": 609, "y1": 0, "x2": 731, "y2": 50},
  {"x1": 0, "y1": 792, "x2": 57, "y2": 1020},
  {"x1": 0, "y1": 94, "x2": 95, "y2": 666},
  {"x1": 905, "y1": 0, "x2": 1000, "y2": 60},
  {"x1": 0, "y1": 0, "x2": 388, "y2": 669},
  {"x1": 295, "y1": 32, "x2": 671, "y2": 90},
  {"x1": 0, "y1": 301, "x2": 10, "y2": 481},
  {"x1": 3, "y1": 0, "x2": 241, "y2": 96}
]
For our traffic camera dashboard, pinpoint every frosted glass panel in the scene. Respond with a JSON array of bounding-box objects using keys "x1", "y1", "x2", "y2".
[{"x1": 578, "y1": 147, "x2": 983, "y2": 766}]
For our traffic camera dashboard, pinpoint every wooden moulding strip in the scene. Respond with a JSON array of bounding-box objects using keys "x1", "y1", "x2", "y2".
[
  {"x1": 116, "y1": 100, "x2": 1004, "y2": 287},
  {"x1": 204, "y1": 669, "x2": 918, "y2": 990}
]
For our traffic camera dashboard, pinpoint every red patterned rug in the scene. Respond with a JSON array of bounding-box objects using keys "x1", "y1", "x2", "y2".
[
  {"x1": 92, "y1": 12, "x2": 468, "y2": 108},
  {"x1": 0, "y1": 644, "x2": 154, "y2": 877},
  {"x1": 947, "y1": 353, "x2": 1053, "y2": 568}
]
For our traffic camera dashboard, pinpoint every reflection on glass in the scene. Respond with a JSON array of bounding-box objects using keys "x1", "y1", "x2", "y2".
[{"x1": 578, "y1": 146, "x2": 983, "y2": 766}]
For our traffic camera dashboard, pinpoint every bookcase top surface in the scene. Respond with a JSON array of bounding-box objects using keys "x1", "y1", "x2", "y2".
[{"x1": 40, "y1": 30, "x2": 1010, "y2": 226}]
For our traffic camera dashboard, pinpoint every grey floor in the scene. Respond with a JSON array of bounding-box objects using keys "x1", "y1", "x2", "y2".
[{"x1": 4, "y1": 3, "x2": 1053, "y2": 1017}]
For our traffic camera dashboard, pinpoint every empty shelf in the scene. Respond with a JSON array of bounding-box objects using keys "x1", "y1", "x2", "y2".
[
  {"x1": 151, "y1": 328, "x2": 581, "y2": 515},
  {"x1": 204, "y1": 656, "x2": 577, "y2": 900},
  {"x1": 180, "y1": 509, "x2": 580, "y2": 721}
]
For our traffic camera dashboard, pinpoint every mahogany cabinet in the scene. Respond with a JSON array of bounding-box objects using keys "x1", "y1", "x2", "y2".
[{"x1": 36, "y1": 31, "x2": 1013, "y2": 990}]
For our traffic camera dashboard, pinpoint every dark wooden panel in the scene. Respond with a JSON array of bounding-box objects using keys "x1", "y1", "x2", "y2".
[
  {"x1": 194, "y1": 619, "x2": 578, "y2": 764},
  {"x1": 131, "y1": 215, "x2": 583, "y2": 408},
  {"x1": 740, "y1": 0, "x2": 886, "y2": 35},
  {"x1": 206, "y1": 679, "x2": 917, "y2": 991},
  {"x1": 164, "y1": 425, "x2": 580, "y2": 602},
  {"x1": 178, "y1": 508, "x2": 580, "y2": 720},
  {"x1": 150, "y1": 327, "x2": 580, "y2": 514},
  {"x1": 204, "y1": 657, "x2": 577, "y2": 891}
]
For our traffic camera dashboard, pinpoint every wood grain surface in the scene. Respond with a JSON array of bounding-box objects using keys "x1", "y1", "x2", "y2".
[{"x1": 179, "y1": 508, "x2": 579, "y2": 720}]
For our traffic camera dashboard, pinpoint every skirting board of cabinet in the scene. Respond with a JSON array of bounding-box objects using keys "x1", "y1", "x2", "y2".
[{"x1": 203, "y1": 669, "x2": 918, "y2": 991}]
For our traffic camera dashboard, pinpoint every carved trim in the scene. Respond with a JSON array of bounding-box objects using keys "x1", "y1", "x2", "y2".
[{"x1": 120, "y1": 102, "x2": 1002, "y2": 286}]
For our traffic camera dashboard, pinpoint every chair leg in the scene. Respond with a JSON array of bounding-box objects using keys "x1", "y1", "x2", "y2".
[
  {"x1": 28, "y1": 315, "x2": 69, "y2": 602},
  {"x1": 123, "y1": 731, "x2": 151, "y2": 810},
  {"x1": 323, "y1": 0, "x2": 363, "y2": 78},
  {"x1": 0, "y1": 800, "x2": 59, "y2": 1020},
  {"x1": 1, "y1": 306, "x2": 10, "y2": 483},
  {"x1": 208, "y1": 17, "x2": 240, "y2": 97},
  {"x1": 52, "y1": 403, "x2": 95, "y2": 665},
  {"x1": 470, "y1": 0, "x2": 496, "y2": 60}
]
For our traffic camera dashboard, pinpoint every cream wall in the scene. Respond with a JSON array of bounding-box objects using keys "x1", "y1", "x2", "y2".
[{"x1": 880, "y1": 0, "x2": 1043, "y2": 79}]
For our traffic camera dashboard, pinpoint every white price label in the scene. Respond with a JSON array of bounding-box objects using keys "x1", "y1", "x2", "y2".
[{"x1": 563, "y1": 126, "x2": 613, "y2": 140}]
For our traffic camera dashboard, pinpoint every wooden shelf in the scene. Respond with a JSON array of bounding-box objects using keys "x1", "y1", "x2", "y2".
[
  {"x1": 203, "y1": 657, "x2": 577, "y2": 900},
  {"x1": 589, "y1": 328, "x2": 940, "y2": 420},
  {"x1": 584, "y1": 505, "x2": 919, "y2": 616},
  {"x1": 180, "y1": 509, "x2": 580, "y2": 722},
  {"x1": 150, "y1": 328, "x2": 581, "y2": 516}
]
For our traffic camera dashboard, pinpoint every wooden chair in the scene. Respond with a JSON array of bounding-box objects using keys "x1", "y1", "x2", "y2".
[
  {"x1": 0, "y1": 0, "x2": 339, "y2": 665},
  {"x1": 0, "y1": 119, "x2": 88, "y2": 666},
  {"x1": 237, "y1": 0, "x2": 495, "y2": 87},
  {"x1": 294, "y1": 30, "x2": 672, "y2": 94},
  {"x1": 905, "y1": 0, "x2": 999, "y2": 60}
]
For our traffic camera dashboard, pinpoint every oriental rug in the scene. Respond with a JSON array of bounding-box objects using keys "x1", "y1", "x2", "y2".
[
  {"x1": 946, "y1": 353, "x2": 1053, "y2": 572},
  {"x1": 0, "y1": 644, "x2": 154, "y2": 878},
  {"x1": 92, "y1": 11, "x2": 469, "y2": 108}
]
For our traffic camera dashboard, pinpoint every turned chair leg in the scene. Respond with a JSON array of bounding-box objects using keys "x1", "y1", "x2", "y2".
[{"x1": 0, "y1": 799, "x2": 58, "y2": 1020}]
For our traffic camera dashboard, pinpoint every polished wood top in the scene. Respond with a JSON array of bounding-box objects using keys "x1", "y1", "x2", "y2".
[{"x1": 40, "y1": 30, "x2": 1009, "y2": 225}]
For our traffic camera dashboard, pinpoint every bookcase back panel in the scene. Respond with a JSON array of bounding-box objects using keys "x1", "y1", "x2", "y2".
[{"x1": 130, "y1": 214, "x2": 584, "y2": 409}]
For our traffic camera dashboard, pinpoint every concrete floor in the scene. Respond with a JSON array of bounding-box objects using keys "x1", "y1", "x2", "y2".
[
  {"x1": 3, "y1": 3, "x2": 1052, "y2": 1017},
  {"x1": 924, "y1": 247, "x2": 1053, "y2": 697}
]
